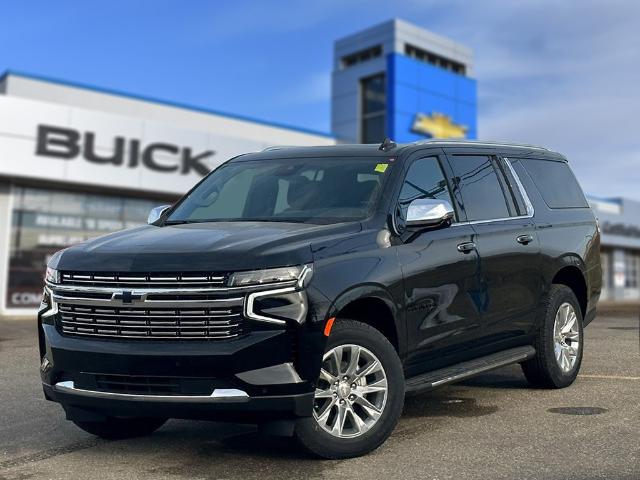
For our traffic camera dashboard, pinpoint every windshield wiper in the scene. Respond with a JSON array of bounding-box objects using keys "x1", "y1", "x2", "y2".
[{"x1": 163, "y1": 219, "x2": 206, "y2": 225}]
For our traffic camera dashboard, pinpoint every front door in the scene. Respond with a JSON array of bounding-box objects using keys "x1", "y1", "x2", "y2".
[{"x1": 395, "y1": 154, "x2": 484, "y2": 378}]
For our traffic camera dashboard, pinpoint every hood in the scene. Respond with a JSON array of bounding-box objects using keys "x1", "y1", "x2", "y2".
[{"x1": 52, "y1": 221, "x2": 362, "y2": 272}]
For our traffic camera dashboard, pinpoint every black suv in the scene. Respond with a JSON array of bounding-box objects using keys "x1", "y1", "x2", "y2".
[{"x1": 39, "y1": 140, "x2": 601, "y2": 459}]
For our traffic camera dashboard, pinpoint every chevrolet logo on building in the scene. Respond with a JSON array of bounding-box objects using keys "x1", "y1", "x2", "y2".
[{"x1": 411, "y1": 112, "x2": 468, "y2": 139}]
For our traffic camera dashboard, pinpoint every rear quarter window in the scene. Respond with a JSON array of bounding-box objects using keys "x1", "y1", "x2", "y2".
[{"x1": 519, "y1": 158, "x2": 588, "y2": 208}]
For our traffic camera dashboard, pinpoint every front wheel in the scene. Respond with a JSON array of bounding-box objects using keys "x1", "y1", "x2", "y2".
[
  {"x1": 295, "y1": 320, "x2": 404, "y2": 459},
  {"x1": 73, "y1": 417, "x2": 167, "y2": 440}
]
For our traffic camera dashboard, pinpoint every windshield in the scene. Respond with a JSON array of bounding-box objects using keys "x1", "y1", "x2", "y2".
[{"x1": 166, "y1": 157, "x2": 391, "y2": 225}]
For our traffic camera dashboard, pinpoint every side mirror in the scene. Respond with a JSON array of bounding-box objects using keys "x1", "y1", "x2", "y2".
[
  {"x1": 406, "y1": 198, "x2": 454, "y2": 228},
  {"x1": 148, "y1": 205, "x2": 171, "y2": 224}
]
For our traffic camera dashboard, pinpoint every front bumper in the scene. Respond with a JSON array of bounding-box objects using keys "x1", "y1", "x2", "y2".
[
  {"x1": 39, "y1": 322, "x2": 316, "y2": 422},
  {"x1": 42, "y1": 381, "x2": 314, "y2": 423}
]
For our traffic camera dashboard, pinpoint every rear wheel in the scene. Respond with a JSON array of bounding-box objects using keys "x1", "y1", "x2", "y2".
[
  {"x1": 522, "y1": 285, "x2": 584, "y2": 388},
  {"x1": 73, "y1": 417, "x2": 167, "y2": 440},
  {"x1": 295, "y1": 320, "x2": 404, "y2": 459}
]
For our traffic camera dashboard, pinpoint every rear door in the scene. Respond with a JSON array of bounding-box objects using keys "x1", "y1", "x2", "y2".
[{"x1": 444, "y1": 149, "x2": 541, "y2": 348}]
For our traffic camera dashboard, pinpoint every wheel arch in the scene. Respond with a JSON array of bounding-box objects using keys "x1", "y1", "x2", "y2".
[
  {"x1": 327, "y1": 284, "x2": 405, "y2": 356},
  {"x1": 551, "y1": 263, "x2": 588, "y2": 317}
]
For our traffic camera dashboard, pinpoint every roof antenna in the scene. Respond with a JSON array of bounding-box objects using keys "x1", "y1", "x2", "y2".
[{"x1": 378, "y1": 137, "x2": 397, "y2": 152}]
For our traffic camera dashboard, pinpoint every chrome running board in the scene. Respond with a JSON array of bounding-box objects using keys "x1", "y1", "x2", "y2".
[{"x1": 405, "y1": 346, "x2": 536, "y2": 394}]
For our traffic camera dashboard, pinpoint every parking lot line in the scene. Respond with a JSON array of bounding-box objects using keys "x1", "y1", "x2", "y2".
[{"x1": 579, "y1": 374, "x2": 640, "y2": 381}]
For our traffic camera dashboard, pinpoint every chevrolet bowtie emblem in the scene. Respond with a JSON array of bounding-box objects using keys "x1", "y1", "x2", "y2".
[
  {"x1": 411, "y1": 112, "x2": 468, "y2": 139},
  {"x1": 112, "y1": 291, "x2": 146, "y2": 304}
]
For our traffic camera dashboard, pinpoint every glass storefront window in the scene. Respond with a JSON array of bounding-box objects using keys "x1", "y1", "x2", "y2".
[
  {"x1": 360, "y1": 73, "x2": 386, "y2": 144},
  {"x1": 624, "y1": 252, "x2": 639, "y2": 289},
  {"x1": 6, "y1": 186, "x2": 167, "y2": 309}
]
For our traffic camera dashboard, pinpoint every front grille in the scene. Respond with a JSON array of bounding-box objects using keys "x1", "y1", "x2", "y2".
[
  {"x1": 61, "y1": 271, "x2": 227, "y2": 289},
  {"x1": 58, "y1": 303, "x2": 244, "y2": 340}
]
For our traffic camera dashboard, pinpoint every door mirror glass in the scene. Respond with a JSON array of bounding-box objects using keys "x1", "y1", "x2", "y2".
[
  {"x1": 147, "y1": 205, "x2": 171, "y2": 224},
  {"x1": 406, "y1": 198, "x2": 454, "y2": 228}
]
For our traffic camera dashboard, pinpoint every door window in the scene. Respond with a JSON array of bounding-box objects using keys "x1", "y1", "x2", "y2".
[
  {"x1": 449, "y1": 155, "x2": 511, "y2": 221},
  {"x1": 399, "y1": 157, "x2": 456, "y2": 220}
]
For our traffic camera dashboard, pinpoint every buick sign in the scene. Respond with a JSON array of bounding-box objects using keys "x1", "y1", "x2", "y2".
[{"x1": 35, "y1": 124, "x2": 214, "y2": 176}]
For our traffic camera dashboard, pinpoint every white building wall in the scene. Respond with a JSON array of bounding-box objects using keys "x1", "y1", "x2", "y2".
[{"x1": 3, "y1": 75, "x2": 334, "y2": 146}]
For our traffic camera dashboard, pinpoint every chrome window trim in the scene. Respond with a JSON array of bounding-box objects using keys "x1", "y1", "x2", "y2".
[
  {"x1": 451, "y1": 156, "x2": 534, "y2": 227},
  {"x1": 412, "y1": 139, "x2": 551, "y2": 152},
  {"x1": 502, "y1": 156, "x2": 534, "y2": 217}
]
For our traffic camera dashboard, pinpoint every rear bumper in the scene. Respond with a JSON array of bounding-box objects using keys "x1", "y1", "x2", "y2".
[{"x1": 39, "y1": 322, "x2": 317, "y2": 421}]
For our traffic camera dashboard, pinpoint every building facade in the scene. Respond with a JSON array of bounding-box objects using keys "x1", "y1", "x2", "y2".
[
  {"x1": 589, "y1": 196, "x2": 640, "y2": 303},
  {"x1": 332, "y1": 19, "x2": 477, "y2": 144}
]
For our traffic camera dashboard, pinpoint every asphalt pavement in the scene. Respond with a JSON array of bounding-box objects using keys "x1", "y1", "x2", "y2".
[{"x1": 1, "y1": 313, "x2": 638, "y2": 480}]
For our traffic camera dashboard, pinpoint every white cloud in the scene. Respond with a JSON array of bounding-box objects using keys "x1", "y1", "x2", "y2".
[{"x1": 403, "y1": 0, "x2": 640, "y2": 198}]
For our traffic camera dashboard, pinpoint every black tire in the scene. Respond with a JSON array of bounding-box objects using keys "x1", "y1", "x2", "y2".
[
  {"x1": 522, "y1": 285, "x2": 584, "y2": 388},
  {"x1": 295, "y1": 319, "x2": 404, "y2": 459},
  {"x1": 73, "y1": 417, "x2": 167, "y2": 440}
]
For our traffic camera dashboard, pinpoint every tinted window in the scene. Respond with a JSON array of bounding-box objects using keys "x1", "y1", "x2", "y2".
[
  {"x1": 168, "y1": 157, "x2": 390, "y2": 225},
  {"x1": 449, "y1": 155, "x2": 510, "y2": 221},
  {"x1": 519, "y1": 158, "x2": 588, "y2": 208},
  {"x1": 399, "y1": 157, "x2": 455, "y2": 220}
]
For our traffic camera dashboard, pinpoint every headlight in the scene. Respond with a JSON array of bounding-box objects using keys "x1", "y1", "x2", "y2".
[
  {"x1": 45, "y1": 267, "x2": 60, "y2": 284},
  {"x1": 39, "y1": 286, "x2": 58, "y2": 320},
  {"x1": 229, "y1": 264, "x2": 312, "y2": 288}
]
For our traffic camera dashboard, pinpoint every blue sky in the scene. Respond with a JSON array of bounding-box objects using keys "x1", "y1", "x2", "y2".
[{"x1": 1, "y1": 0, "x2": 639, "y2": 198}]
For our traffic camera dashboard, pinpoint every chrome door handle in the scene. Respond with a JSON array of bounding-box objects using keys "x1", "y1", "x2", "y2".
[
  {"x1": 516, "y1": 234, "x2": 533, "y2": 245},
  {"x1": 457, "y1": 241, "x2": 476, "y2": 253}
]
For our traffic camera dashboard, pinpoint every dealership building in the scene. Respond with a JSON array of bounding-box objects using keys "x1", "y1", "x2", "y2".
[
  {"x1": 0, "y1": 18, "x2": 636, "y2": 318},
  {"x1": 588, "y1": 197, "x2": 640, "y2": 303}
]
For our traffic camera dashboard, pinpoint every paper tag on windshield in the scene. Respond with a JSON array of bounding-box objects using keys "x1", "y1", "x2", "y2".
[{"x1": 375, "y1": 163, "x2": 389, "y2": 173}]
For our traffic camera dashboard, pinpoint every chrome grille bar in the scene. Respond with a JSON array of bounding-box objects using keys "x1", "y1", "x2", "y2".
[
  {"x1": 61, "y1": 272, "x2": 227, "y2": 288},
  {"x1": 49, "y1": 280, "x2": 296, "y2": 295},
  {"x1": 52, "y1": 292, "x2": 244, "y2": 309},
  {"x1": 57, "y1": 303, "x2": 243, "y2": 340}
]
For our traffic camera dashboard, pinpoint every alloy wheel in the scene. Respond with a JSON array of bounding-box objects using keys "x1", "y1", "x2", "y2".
[
  {"x1": 553, "y1": 302, "x2": 580, "y2": 373},
  {"x1": 312, "y1": 344, "x2": 388, "y2": 438}
]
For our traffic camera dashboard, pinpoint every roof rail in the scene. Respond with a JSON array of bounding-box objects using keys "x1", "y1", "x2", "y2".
[
  {"x1": 412, "y1": 138, "x2": 550, "y2": 151},
  {"x1": 262, "y1": 145, "x2": 300, "y2": 152}
]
